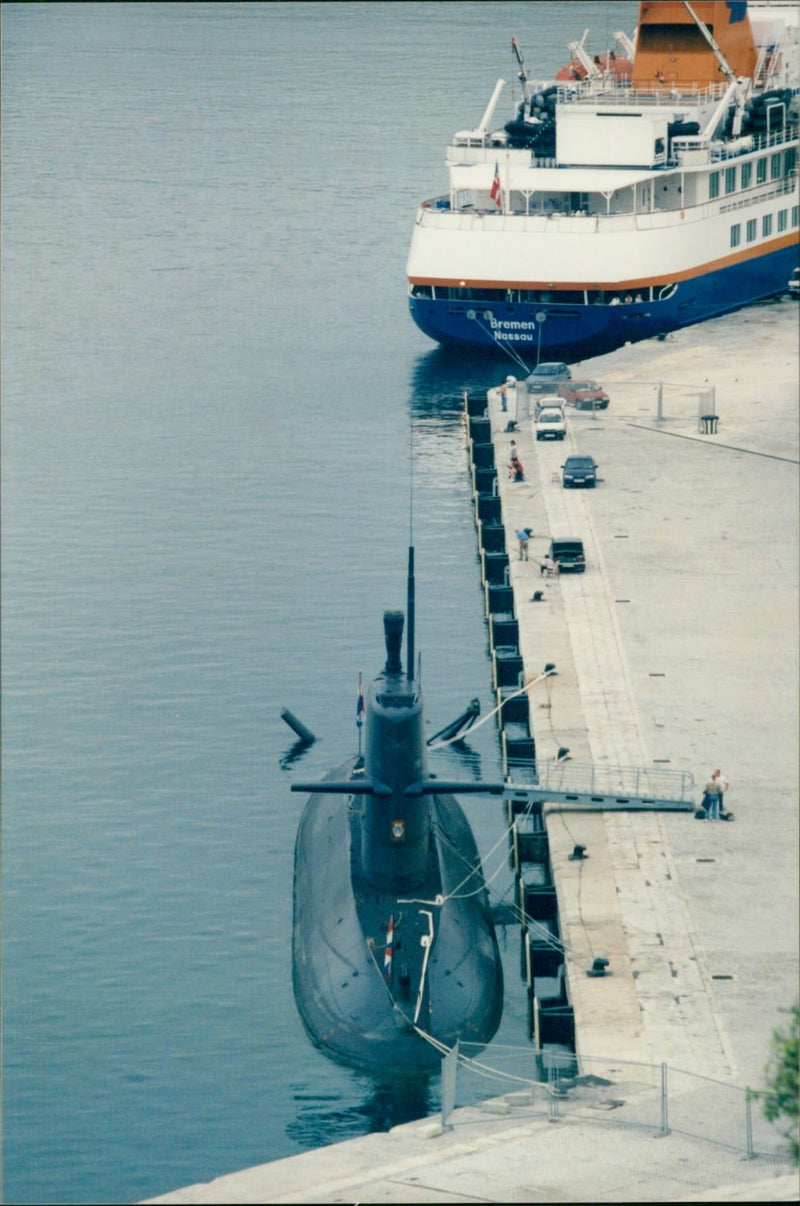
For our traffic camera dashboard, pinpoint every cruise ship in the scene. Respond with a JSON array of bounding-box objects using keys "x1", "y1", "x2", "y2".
[{"x1": 406, "y1": 1, "x2": 799, "y2": 362}]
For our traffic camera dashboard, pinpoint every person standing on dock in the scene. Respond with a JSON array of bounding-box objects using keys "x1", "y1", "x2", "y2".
[
  {"x1": 712, "y1": 768, "x2": 729, "y2": 817},
  {"x1": 702, "y1": 772, "x2": 722, "y2": 821},
  {"x1": 516, "y1": 528, "x2": 533, "y2": 560},
  {"x1": 499, "y1": 375, "x2": 516, "y2": 412}
]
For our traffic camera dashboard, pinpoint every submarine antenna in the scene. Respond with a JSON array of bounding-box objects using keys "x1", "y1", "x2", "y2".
[
  {"x1": 407, "y1": 420, "x2": 415, "y2": 682},
  {"x1": 406, "y1": 545, "x2": 415, "y2": 683}
]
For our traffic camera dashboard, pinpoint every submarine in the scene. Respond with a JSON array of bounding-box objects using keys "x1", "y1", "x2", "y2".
[{"x1": 291, "y1": 549, "x2": 504, "y2": 1072}]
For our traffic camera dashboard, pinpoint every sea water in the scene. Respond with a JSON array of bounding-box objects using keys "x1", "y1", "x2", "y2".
[{"x1": 1, "y1": 4, "x2": 638, "y2": 1201}]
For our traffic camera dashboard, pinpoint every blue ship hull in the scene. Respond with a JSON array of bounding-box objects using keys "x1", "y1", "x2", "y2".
[{"x1": 408, "y1": 245, "x2": 798, "y2": 362}]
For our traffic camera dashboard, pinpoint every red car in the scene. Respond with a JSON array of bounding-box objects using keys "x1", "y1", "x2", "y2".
[{"x1": 558, "y1": 380, "x2": 609, "y2": 410}]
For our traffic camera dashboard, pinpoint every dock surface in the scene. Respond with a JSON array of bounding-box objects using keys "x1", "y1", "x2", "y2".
[{"x1": 147, "y1": 301, "x2": 799, "y2": 1203}]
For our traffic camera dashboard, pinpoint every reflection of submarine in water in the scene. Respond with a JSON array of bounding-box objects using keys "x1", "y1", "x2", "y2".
[
  {"x1": 291, "y1": 550, "x2": 503, "y2": 1072},
  {"x1": 287, "y1": 1076, "x2": 433, "y2": 1148}
]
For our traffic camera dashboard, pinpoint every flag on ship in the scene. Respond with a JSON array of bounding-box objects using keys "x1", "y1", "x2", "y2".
[
  {"x1": 490, "y1": 161, "x2": 502, "y2": 207},
  {"x1": 383, "y1": 915, "x2": 394, "y2": 980},
  {"x1": 356, "y1": 672, "x2": 365, "y2": 728}
]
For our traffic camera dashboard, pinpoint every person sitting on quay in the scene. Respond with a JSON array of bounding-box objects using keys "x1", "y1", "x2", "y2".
[{"x1": 509, "y1": 454, "x2": 524, "y2": 482}]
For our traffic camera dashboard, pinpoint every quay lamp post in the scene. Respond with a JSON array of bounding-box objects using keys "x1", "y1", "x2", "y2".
[{"x1": 535, "y1": 310, "x2": 547, "y2": 367}]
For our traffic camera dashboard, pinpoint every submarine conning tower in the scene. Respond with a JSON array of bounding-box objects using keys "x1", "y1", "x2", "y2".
[{"x1": 360, "y1": 609, "x2": 432, "y2": 893}]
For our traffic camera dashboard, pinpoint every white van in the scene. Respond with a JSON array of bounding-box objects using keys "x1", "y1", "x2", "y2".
[{"x1": 536, "y1": 406, "x2": 566, "y2": 440}]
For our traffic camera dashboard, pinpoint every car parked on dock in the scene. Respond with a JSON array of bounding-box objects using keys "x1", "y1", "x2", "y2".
[
  {"x1": 525, "y1": 362, "x2": 571, "y2": 394},
  {"x1": 561, "y1": 456, "x2": 598, "y2": 488},
  {"x1": 557, "y1": 380, "x2": 610, "y2": 410},
  {"x1": 789, "y1": 266, "x2": 799, "y2": 299},
  {"x1": 536, "y1": 407, "x2": 567, "y2": 440},
  {"x1": 548, "y1": 538, "x2": 586, "y2": 573}
]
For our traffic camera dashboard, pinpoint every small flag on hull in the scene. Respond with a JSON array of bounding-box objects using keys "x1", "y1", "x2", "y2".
[
  {"x1": 383, "y1": 915, "x2": 394, "y2": 980},
  {"x1": 356, "y1": 673, "x2": 365, "y2": 728}
]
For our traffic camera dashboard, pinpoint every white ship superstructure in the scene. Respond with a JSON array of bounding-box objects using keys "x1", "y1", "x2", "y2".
[{"x1": 407, "y1": 1, "x2": 799, "y2": 360}]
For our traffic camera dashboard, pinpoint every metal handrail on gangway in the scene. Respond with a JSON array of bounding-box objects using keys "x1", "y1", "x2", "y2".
[{"x1": 504, "y1": 760, "x2": 695, "y2": 812}]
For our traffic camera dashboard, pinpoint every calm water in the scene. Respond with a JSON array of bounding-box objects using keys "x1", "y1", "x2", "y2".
[{"x1": 2, "y1": 4, "x2": 637, "y2": 1201}]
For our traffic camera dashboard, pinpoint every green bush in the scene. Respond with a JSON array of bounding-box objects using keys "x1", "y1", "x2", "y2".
[{"x1": 763, "y1": 1002, "x2": 799, "y2": 1162}]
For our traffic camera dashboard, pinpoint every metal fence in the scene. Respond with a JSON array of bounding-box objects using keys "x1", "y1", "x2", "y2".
[{"x1": 441, "y1": 1043, "x2": 795, "y2": 1165}]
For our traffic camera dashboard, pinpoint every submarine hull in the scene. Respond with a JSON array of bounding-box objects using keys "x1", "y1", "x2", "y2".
[{"x1": 292, "y1": 760, "x2": 503, "y2": 1072}]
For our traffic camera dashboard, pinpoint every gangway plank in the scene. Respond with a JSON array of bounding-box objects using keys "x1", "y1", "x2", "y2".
[
  {"x1": 504, "y1": 759, "x2": 695, "y2": 813},
  {"x1": 504, "y1": 786, "x2": 694, "y2": 812}
]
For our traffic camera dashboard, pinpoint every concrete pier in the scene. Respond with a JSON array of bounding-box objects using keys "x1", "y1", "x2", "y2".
[
  {"x1": 147, "y1": 300, "x2": 798, "y2": 1203},
  {"x1": 490, "y1": 299, "x2": 798, "y2": 1093}
]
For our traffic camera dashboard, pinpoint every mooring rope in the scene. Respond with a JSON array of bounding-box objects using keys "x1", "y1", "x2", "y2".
[
  {"x1": 409, "y1": 1025, "x2": 555, "y2": 1093},
  {"x1": 427, "y1": 668, "x2": 556, "y2": 750},
  {"x1": 468, "y1": 312, "x2": 532, "y2": 375}
]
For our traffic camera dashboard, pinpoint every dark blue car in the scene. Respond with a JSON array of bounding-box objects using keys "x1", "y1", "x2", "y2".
[{"x1": 561, "y1": 456, "x2": 598, "y2": 488}]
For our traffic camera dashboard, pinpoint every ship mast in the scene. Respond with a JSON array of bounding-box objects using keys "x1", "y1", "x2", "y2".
[{"x1": 511, "y1": 38, "x2": 531, "y2": 106}]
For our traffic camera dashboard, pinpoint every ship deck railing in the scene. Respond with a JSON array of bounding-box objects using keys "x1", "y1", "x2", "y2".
[
  {"x1": 552, "y1": 78, "x2": 730, "y2": 108},
  {"x1": 426, "y1": 173, "x2": 798, "y2": 225},
  {"x1": 719, "y1": 171, "x2": 799, "y2": 214},
  {"x1": 708, "y1": 124, "x2": 799, "y2": 161},
  {"x1": 448, "y1": 123, "x2": 797, "y2": 169}
]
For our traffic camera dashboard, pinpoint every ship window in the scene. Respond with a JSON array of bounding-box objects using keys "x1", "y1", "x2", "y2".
[
  {"x1": 411, "y1": 284, "x2": 433, "y2": 299},
  {"x1": 792, "y1": 206, "x2": 799, "y2": 227},
  {"x1": 724, "y1": 166, "x2": 736, "y2": 195},
  {"x1": 442, "y1": 286, "x2": 506, "y2": 302},
  {"x1": 770, "y1": 153, "x2": 782, "y2": 181},
  {"x1": 708, "y1": 171, "x2": 720, "y2": 199},
  {"x1": 785, "y1": 149, "x2": 797, "y2": 175},
  {"x1": 756, "y1": 158, "x2": 767, "y2": 183},
  {"x1": 637, "y1": 23, "x2": 712, "y2": 53},
  {"x1": 762, "y1": 213, "x2": 772, "y2": 238},
  {"x1": 741, "y1": 162, "x2": 752, "y2": 189},
  {"x1": 729, "y1": 224, "x2": 741, "y2": 248},
  {"x1": 778, "y1": 209, "x2": 787, "y2": 233},
  {"x1": 746, "y1": 218, "x2": 757, "y2": 242}
]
